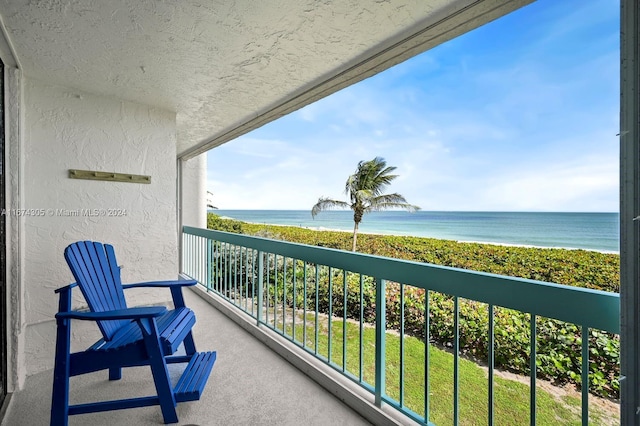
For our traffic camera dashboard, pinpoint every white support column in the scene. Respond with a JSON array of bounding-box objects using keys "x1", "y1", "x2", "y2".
[
  {"x1": 177, "y1": 154, "x2": 206, "y2": 276},
  {"x1": 620, "y1": 0, "x2": 640, "y2": 423},
  {"x1": 179, "y1": 154, "x2": 207, "y2": 229}
]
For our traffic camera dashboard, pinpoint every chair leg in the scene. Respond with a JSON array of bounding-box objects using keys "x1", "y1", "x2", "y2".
[
  {"x1": 183, "y1": 331, "x2": 197, "y2": 355},
  {"x1": 109, "y1": 367, "x2": 122, "y2": 380},
  {"x1": 51, "y1": 318, "x2": 71, "y2": 426},
  {"x1": 142, "y1": 319, "x2": 178, "y2": 424}
]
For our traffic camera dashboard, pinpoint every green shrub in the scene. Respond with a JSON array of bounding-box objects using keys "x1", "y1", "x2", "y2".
[{"x1": 207, "y1": 213, "x2": 244, "y2": 233}]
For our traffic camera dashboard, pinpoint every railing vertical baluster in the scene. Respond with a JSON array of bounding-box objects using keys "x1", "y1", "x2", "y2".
[
  {"x1": 206, "y1": 239, "x2": 212, "y2": 291},
  {"x1": 194, "y1": 235, "x2": 199, "y2": 282},
  {"x1": 425, "y1": 290, "x2": 430, "y2": 422},
  {"x1": 212, "y1": 240, "x2": 215, "y2": 292},
  {"x1": 221, "y1": 240, "x2": 226, "y2": 297},
  {"x1": 240, "y1": 246, "x2": 244, "y2": 306},
  {"x1": 192, "y1": 235, "x2": 196, "y2": 282},
  {"x1": 208, "y1": 239, "x2": 213, "y2": 291},
  {"x1": 581, "y1": 326, "x2": 589, "y2": 425},
  {"x1": 231, "y1": 244, "x2": 235, "y2": 301},
  {"x1": 202, "y1": 237, "x2": 207, "y2": 284},
  {"x1": 283, "y1": 257, "x2": 287, "y2": 334},
  {"x1": 275, "y1": 255, "x2": 279, "y2": 329},
  {"x1": 315, "y1": 264, "x2": 319, "y2": 355},
  {"x1": 187, "y1": 234, "x2": 192, "y2": 279},
  {"x1": 219, "y1": 242, "x2": 223, "y2": 296},
  {"x1": 400, "y1": 283, "x2": 405, "y2": 407},
  {"x1": 214, "y1": 241, "x2": 219, "y2": 294},
  {"x1": 244, "y1": 247, "x2": 249, "y2": 311},
  {"x1": 194, "y1": 236, "x2": 199, "y2": 282},
  {"x1": 488, "y1": 304, "x2": 495, "y2": 426},
  {"x1": 203, "y1": 237, "x2": 207, "y2": 285},
  {"x1": 251, "y1": 249, "x2": 256, "y2": 317},
  {"x1": 235, "y1": 245, "x2": 239, "y2": 305},
  {"x1": 202, "y1": 237, "x2": 206, "y2": 286},
  {"x1": 237, "y1": 247, "x2": 241, "y2": 308},
  {"x1": 202, "y1": 237, "x2": 206, "y2": 284},
  {"x1": 238, "y1": 247, "x2": 242, "y2": 307},
  {"x1": 226, "y1": 243, "x2": 231, "y2": 300},
  {"x1": 181, "y1": 233, "x2": 185, "y2": 275},
  {"x1": 218, "y1": 241, "x2": 227, "y2": 297},
  {"x1": 195, "y1": 235, "x2": 199, "y2": 280},
  {"x1": 200, "y1": 235, "x2": 203, "y2": 282},
  {"x1": 274, "y1": 255, "x2": 279, "y2": 329},
  {"x1": 454, "y1": 296, "x2": 459, "y2": 425},
  {"x1": 329, "y1": 267, "x2": 333, "y2": 363},
  {"x1": 218, "y1": 242, "x2": 223, "y2": 295},
  {"x1": 180, "y1": 232, "x2": 184, "y2": 274},
  {"x1": 375, "y1": 277, "x2": 386, "y2": 407},
  {"x1": 530, "y1": 314, "x2": 537, "y2": 426},
  {"x1": 180, "y1": 232, "x2": 184, "y2": 275},
  {"x1": 265, "y1": 253, "x2": 270, "y2": 325},
  {"x1": 303, "y1": 262, "x2": 307, "y2": 348},
  {"x1": 229, "y1": 244, "x2": 233, "y2": 298},
  {"x1": 343, "y1": 270, "x2": 347, "y2": 372},
  {"x1": 271, "y1": 255, "x2": 275, "y2": 328},
  {"x1": 182, "y1": 233, "x2": 186, "y2": 275},
  {"x1": 192, "y1": 234, "x2": 196, "y2": 279},
  {"x1": 293, "y1": 260, "x2": 297, "y2": 340},
  {"x1": 257, "y1": 251, "x2": 264, "y2": 326},
  {"x1": 191, "y1": 234, "x2": 195, "y2": 279},
  {"x1": 191, "y1": 234, "x2": 194, "y2": 277},
  {"x1": 359, "y1": 274, "x2": 364, "y2": 383},
  {"x1": 186, "y1": 233, "x2": 190, "y2": 277},
  {"x1": 183, "y1": 232, "x2": 187, "y2": 274}
]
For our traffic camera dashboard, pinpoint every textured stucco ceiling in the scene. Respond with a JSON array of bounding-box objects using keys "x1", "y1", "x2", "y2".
[{"x1": 0, "y1": 0, "x2": 530, "y2": 157}]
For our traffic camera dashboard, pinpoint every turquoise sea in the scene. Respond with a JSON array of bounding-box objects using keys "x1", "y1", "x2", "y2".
[{"x1": 212, "y1": 210, "x2": 620, "y2": 253}]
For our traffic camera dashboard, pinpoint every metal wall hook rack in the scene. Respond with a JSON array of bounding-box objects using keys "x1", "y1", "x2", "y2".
[{"x1": 68, "y1": 169, "x2": 151, "y2": 184}]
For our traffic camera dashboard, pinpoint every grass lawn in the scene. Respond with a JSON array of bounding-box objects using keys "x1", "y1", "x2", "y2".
[{"x1": 265, "y1": 310, "x2": 618, "y2": 425}]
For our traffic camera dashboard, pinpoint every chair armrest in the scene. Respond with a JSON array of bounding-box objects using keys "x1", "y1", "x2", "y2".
[
  {"x1": 121, "y1": 279, "x2": 197, "y2": 290},
  {"x1": 54, "y1": 282, "x2": 78, "y2": 294},
  {"x1": 55, "y1": 306, "x2": 167, "y2": 321}
]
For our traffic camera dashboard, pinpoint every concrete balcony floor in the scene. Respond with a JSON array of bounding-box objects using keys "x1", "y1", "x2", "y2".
[{"x1": 3, "y1": 289, "x2": 371, "y2": 426}]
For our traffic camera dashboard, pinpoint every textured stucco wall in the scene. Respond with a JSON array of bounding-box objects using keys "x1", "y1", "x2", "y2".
[
  {"x1": 5, "y1": 66, "x2": 25, "y2": 392},
  {"x1": 21, "y1": 78, "x2": 179, "y2": 376}
]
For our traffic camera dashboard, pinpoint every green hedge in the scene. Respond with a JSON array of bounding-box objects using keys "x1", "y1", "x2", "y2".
[{"x1": 206, "y1": 214, "x2": 620, "y2": 398}]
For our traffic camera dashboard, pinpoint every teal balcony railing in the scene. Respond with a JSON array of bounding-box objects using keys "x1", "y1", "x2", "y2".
[{"x1": 181, "y1": 226, "x2": 619, "y2": 425}]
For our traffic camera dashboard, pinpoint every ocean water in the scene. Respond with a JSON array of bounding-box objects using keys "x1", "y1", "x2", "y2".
[{"x1": 212, "y1": 210, "x2": 620, "y2": 253}]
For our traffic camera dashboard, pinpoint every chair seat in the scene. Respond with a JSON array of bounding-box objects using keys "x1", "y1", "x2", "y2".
[{"x1": 89, "y1": 307, "x2": 196, "y2": 354}]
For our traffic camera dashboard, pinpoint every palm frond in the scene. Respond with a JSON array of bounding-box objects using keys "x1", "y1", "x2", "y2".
[
  {"x1": 366, "y1": 193, "x2": 421, "y2": 212},
  {"x1": 311, "y1": 197, "x2": 350, "y2": 217}
]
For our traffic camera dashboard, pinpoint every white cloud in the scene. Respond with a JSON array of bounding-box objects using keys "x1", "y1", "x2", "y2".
[{"x1": 479, "y1": 157, "x2": 618, "y2": 211}]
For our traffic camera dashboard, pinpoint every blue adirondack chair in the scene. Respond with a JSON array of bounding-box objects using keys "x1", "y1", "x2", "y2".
[{"x1": 50, "y1": 241, "x2": 216, "y2": 425}]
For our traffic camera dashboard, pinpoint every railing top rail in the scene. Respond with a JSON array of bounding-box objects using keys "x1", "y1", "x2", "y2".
[{"x1": 183, "y1": 226, "x2": 620, "y2": 333}]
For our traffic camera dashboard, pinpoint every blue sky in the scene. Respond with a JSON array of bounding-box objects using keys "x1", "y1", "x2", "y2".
[{"x1": 207, "y1": 0, "x2": 619, "y2": 212}]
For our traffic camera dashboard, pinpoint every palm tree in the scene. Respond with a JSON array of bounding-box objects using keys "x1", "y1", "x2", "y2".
[{"x1": 311, "y1": 157, "x2": 420, "y2": 251}]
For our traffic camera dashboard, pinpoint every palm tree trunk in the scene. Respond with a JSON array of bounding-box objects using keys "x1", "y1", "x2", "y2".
[{"x1": 352, "y1": 221, "x2": 359, "y2": 251}]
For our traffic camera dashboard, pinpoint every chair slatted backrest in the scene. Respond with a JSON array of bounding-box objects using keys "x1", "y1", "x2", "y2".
[{"x1": 64, "y1": 241, "x2": 129, "y2": 341}]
